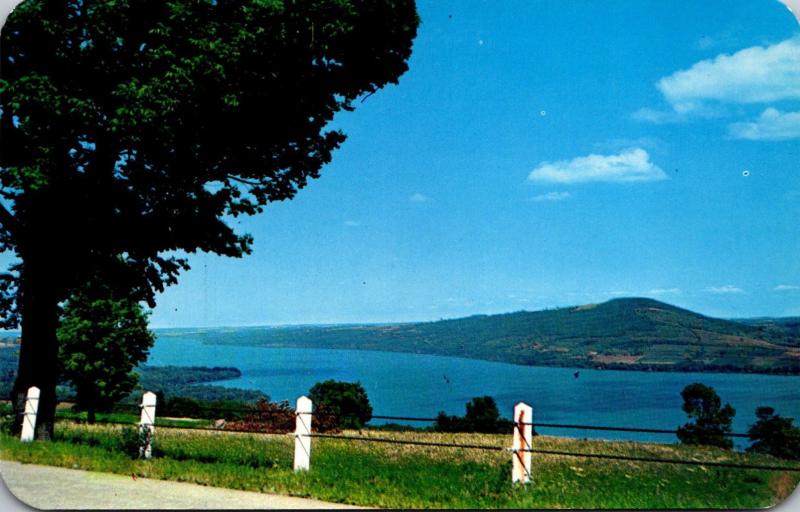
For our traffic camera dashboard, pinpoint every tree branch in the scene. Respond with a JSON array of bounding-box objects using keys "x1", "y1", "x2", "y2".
[
  {"x1": 226, "y1": 175, "x2": 261, "y2": 187},
  {"x1": 0, "y1": 202, "x2": 17, "y2": 237}
]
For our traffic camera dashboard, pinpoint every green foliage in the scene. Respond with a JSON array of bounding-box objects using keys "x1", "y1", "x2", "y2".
[
  {"x1": 0, "y1": 342, "x2": 19, "y2": 399},
  {"x1": 747, "y1": 407, "x2": 800, "y2": 460},
  {"x1": 435, "y1": 396, "x2": 510, "y2": 434},
  {"x1": 309, "y1": 380, "x2": 372, "y2": 429},
  {"x1": 0, "y1": 0, "x2": 420, "y2": 306},
  {"x1": 58, "y1": 282, "x2": 155, "y2": 422},
  {"x1": 156, "y1": 395, "x2": 254, "y2": 421},
  {"x1": 193, "y1": 298, "x2": 800, "y2": 374},
  {"x1": 135, "y1": 365, "x2": 266, "y2": 404},
  {"x1": 0, "y1": 0, "x2": 418, "y2": 436},
  {"x1": 677, "y1": 383, "x2": 736, "y2": 449}
]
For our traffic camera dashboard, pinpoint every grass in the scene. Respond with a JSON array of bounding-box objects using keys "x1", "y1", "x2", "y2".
[{"x1": 1, "y1": 423, "x2": 798, "y2": 508}]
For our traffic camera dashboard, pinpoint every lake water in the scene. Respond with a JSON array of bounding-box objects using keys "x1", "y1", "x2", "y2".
[{"x1": 149, "y1": 333, "x2": 800, "y2": 446}]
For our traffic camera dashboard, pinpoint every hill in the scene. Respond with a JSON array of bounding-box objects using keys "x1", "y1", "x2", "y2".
[{"x1": 186, "y1": 298, "x2": 800, "y2": 374}]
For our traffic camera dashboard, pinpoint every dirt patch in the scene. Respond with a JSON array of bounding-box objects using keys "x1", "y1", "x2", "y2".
[
  {"x1": 590, "y1": 354, "x2": 643, "y2": 365},
  {"x1": 769, "y1": 471, "x2": 798, "y2": 505}
]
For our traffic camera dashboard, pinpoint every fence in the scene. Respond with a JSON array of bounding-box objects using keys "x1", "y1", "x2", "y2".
[{"x1": 15, "y1": 386, "x2": 800, "y2": 484}]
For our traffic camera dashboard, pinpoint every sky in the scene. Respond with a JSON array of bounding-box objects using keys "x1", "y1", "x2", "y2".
[{"x1": 3, "y1": 0, "x2": 800, "y2": 327}]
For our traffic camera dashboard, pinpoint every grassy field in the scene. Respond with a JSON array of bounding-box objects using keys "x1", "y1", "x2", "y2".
[{"x1": 1, "y1": 422, "x2": 798, "y2": 508}]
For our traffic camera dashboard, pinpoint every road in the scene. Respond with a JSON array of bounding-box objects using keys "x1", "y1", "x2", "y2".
[{"x1": 0, "y1": 460, "x2": 363, "y2": 509}]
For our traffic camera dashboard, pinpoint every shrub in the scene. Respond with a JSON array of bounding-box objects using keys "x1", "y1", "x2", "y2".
[
  {"x1": 225, "y1": 399, "x2": 340, "y2": 433},
  {"x1": 309, "y1": 380, "x2": 373, "y2": 429},
  {"x1": 435, "y1": 396, "x2": 512, "y2": 434},
  {"x1": 747, "y1": 406, "x2": 800, "y2": 460}
]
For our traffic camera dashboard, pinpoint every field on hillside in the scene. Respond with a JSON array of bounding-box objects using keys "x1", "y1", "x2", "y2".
[
  {"x1": 185, "y1": 298, "x2": 800, "y2": 374},
  {"x1": 1, "y1": 422, "x2": 798, "y2": 508}
]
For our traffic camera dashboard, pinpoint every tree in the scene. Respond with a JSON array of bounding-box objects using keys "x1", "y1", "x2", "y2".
[
  {"x1": 747, "y1": 406, "x2": 800, "y2": 460},
  {"x1": 465, "y1": 396, "x2": 502, "y2": 433},
  {"x1": 676, "y1": 383, "x2": 735, "y2": 449},
  {"x1": 435, "y1": 396, "x2": 509, "y2": 433},
  {"x1": 57, "y1": 280, "x2": 154, "y2": 424},
  {"x1": 0, "y1": 0, "x2": 418, "y2": 438},
  {"x1": 309, "y1": 380, "x2": 372, "y2": 429}
]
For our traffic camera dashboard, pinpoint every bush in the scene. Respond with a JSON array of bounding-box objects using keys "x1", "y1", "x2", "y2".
[
  {"x1": 309, "y1": 380, "x2": 373, "y2": 429},
  {"x1": 747, "y1": 406, "x2": 800, "y2": 460},
  {"x1": 676, "y1": 383, "x2": 735, "y2": 449},
  {"x1": 435, "y1": 396, "x2": 511, "y2": 434},
  {"x1": 226, "y1": 398, "x2": 340, "y2": 433}
]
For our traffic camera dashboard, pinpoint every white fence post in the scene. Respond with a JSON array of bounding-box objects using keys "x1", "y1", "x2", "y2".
[
  {"x1": 512, "y1": 401, "x2": 533, "y2": 484},
  {"x1": 294, "y1": 395, "x2": 313, "y2": 471},
  {"x1": 20, "y1": 386, "x2": 40, "y2": 442},
  {"x1": 138, "y1": 391, "x2": 157, "y2": 459}
]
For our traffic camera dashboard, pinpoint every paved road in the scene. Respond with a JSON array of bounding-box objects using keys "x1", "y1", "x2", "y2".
[{"x1": 0, "y1": 460, "x2": 363, "y2": 509}]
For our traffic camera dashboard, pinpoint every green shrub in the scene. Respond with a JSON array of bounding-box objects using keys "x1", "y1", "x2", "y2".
[
  {"x1": 309, "y1": 380, "x2": 372, "y2": 429},
  {"x1": 747, "y1": 406, "x2": 800, "y2": 460}
]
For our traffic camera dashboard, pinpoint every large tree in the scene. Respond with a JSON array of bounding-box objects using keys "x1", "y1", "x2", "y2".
[{"x1": 0, "y1": 0, "x2": 418, "y2": 439}]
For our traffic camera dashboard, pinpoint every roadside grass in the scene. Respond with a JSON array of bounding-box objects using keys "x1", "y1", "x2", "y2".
[
  {"x1": 54, "y1": 410, "x2": 212, "y2": 429},
  {"x1": 1, "y1": 423, "x2": 798, "y2": 508}
]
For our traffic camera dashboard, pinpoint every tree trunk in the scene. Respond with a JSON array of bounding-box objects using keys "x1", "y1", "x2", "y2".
[
  {"x1": 13, "y1": 267, "x2": 60, "y2": 440},
  {"x1": 87, "y1": 407, "x2": 96, "y2": 425}
]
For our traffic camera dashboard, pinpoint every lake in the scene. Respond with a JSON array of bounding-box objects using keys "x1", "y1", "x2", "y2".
[{"x1": 149, "y1": 332, "x2": 800, "y2": 446}]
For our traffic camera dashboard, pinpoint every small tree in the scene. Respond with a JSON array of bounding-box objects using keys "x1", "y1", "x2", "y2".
[
  {"x1": 747, "y1": 407, "x2": 800, "y2": 460},
  {"x1": 466, "y1": 396, "x2": 502, "y2": 433},
  {"x1": 676, "y1": 383, "x2": 735, "y2": 449},
  {"x1": 309, "y1": 380, "x2": 372, "y2": 429},
  {"x1": 58, "y1": 282, "x2": 154, "y2": 424}
]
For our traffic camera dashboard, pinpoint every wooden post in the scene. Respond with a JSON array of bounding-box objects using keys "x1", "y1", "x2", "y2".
[
  {"x1": 19, "y1": 386, "x2": 40, "y2": 442},
  {"x1": 138, "y1": 391, "x2": 157, "y2": 459},
  {"x1": 294, "y1": 395, "x2": 312, "y2": 471},
  {"x1": 512, "y1": 401, "x2": 533, "y2": 484}
]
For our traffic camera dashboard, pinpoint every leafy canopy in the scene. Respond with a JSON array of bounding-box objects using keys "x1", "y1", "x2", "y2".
[
  {"x1": 747, "y1": 406, "x2": 800, "y2": 460},
  {"x1": 309, "y1": 379, "x2": 372, "y2": 429},
  {"x1": 0, "y1": 0, "x2": 419, "y2": 310},
  {"x1": 676, "y1": 383, "x2": 736, "y2": 449},
  {"x1": 57, "y1": 280, "x2": 154, "y2": 420},
  {"x1": 435, "y1": 396, "x2": 509, "y2": 434}
]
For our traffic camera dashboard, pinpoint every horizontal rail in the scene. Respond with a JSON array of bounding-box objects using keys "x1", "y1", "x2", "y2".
[
  {"x1": 521, "y1": 448, "x2": 800, "y2": 473},
  {"x1": 307, "y1": 433, "x2": 505, "y2": 451},
  {"x1": 370, "y1": 414, "x2": 438, "y2": 422},
  {"x1": 527, "y1": 422, "x2": 752, "y2": 438},
  {"x1": 56, "y1": 417, "x2": 800, "y2": 473}
]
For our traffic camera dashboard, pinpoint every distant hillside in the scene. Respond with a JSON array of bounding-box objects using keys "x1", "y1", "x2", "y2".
[{"x1": 170, "y1": 298, "x2": 800, "y2": 374}]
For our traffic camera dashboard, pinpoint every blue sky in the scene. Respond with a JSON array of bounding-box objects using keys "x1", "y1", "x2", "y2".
[{"x1": 5, "y1": 0, "x2": 800, "y2": 327}]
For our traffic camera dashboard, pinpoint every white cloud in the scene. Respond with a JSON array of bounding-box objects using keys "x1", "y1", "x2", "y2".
[
  {"x1": 409, "y1": 192, "x2": 428, "y2": 203},
  {"x1": 531, "y1": 191, "x2": 572, "y2": 202},
  {"x1": 705, "y1": 285, "x2": 744, "y2": 294},
  {"x1": 344, "y1": 220, "x2": 361, "y2": 227},
  {"x1": 631, "y1": 107, "x2": 687, "y2": 124},
  {"x1": 656, "y1": 37, "x2": 800, "y2": 112},
  {"x1": 592, "y1": 136, "x2": 667, "y2": 152},
  {"x1": 775, "y1": 284, "x2": 800, "y2": 291},
  {"x1": 729, "y1": 108, "x2": 800, "y2": 140},
  {"x1": 528, "y1": 148, "x2": 666, "y2": 184},
  {"x1": 649, "y1": 288, "x2": 682, "y2": 295}
]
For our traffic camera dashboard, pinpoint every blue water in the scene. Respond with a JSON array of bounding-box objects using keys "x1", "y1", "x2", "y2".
[{"x1": 148, "y1": 333, "x2": 800, "y2": 446}]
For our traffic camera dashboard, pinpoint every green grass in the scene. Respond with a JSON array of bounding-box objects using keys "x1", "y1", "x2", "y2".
[
  {"x1": 1, "y1": 424, "x2": 798, "y2": 508},
  {"x1": 54, "y1": 410, "x2": 212, "y2": 429}
]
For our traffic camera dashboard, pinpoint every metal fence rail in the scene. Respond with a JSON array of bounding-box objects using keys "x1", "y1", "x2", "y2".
[{"x1": 9, "y1": 389, "x2": 800, "y2": 479}]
